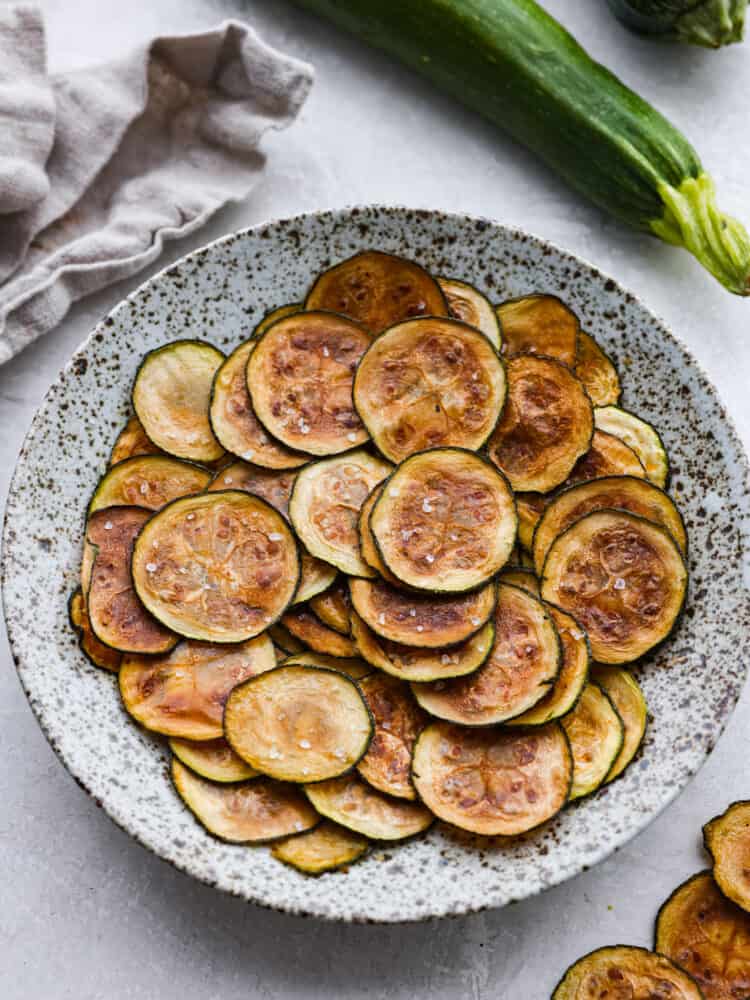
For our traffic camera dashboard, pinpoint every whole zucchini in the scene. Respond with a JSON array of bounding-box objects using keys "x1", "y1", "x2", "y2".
[
  {"x1": 294, "y1": 0, "x2": 750, "y2": 295},
  {"x1": 608, "y1": 0, "x2": 746, "y2": 47}
]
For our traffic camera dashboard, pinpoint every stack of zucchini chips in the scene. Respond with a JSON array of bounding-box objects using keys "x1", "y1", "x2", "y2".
[
  {"x1": 554, "y1": 800, "x2": 750, "y2": 998},
  {"x1": 70, "y1": 250, "x2": 688, "y2": 876}
]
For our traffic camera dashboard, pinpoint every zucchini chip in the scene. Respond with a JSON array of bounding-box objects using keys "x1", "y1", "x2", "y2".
[
  {"x1": 109, "y1": 414, "x2": 162, "y2": 465},
  {"x1": 656, "y1": 871, "x2": 750, "y2": 1000},
  {"x1": 540, "y1": 509, "x2": 688, "y2": 664},
  {"x1": 487, "y1": 355, "x2": 594, "y2": 493},
  {"x1": 132, "y1": 491, "x2": 299, "y2": 643},
  {"x1": 357, "y1": 485, "x2": 401, "y2": 585},
  {"x1": 498, "y1": 566, "x2": 540, "y2": 596},
  {"x1": 304, "y1": 773, "x2": 433, "y2": 840},
  {"x1": 349, "y1": 577, "x2": 495, "y2": 649},
  {"x1": 411, "y1": 583, "x2": 560, "y2": 725},
  {"x1": 169, "y1": 737, "x2": 258, "y2": 783},
  {"x1": 295, "y1": 555, "x2": 338, "y2": 605},
  {"x1": 564, "y1": 429, "x2": 646, "y2": 487},
  {"x1": 87, "y1": 507, "x2": 177, "y2": 655},
  {"x1": 206, "y1": 460, "x2": 296, "y2": 516},
  {"x1": 281, "y1": 651, "x2": 372, "y2": 681},
  {"x1": 305, "y1": 249, "x2": 448, "y2": 334},
  {"x1": 594, "y1": 405, "x2": 669, "y2": 487},
  {"x1": 172, "y1": 759, "x2": 318, "y2": 844},
  {"x1": 289, "y1": 451, "x2": 393, "y2": 577},
  {"x1": 356, "y1": 673, "x2": 427, "y2": 800},
  {"x1": 594, "y1": 665, "x2": 648, "y2": 782},
  {"x1": 208, "y1": 341, "x2": 308, "y2": 469},
  {"x1": 224, "y1": 664, "x2": 373, "y2": 783},
  {"x1": 254, "y1": 302, "x2": 301, "y2": 338},
  {"x1": 438, "y1": 277, "x2": 501, "y2": 348},
  {"x1": 509, "y1": 606, "x2": 589, "y2": 726},
  {"x1": 309, "y1": 578, "x2": 351, "y2": 634},
  {"x1": 561, "y1": 683, "x2": 624, "y2": 800},
  {"x1": 353, "y1": 317, "x2": 506, "y2": 463},
  {"x1": 132, "y1": 340, "x2": 225, "y2": 463},
  {"x1": 280, "y1": 606, "x2": 358, "y2": 658},
  {"x1": 351, "y1": 610, "x2": 494, "y2": 683},
  {"x1": 89, "y1": 455, "x2": 211, "y2": 516},
  {"x1": 68, "y1": 588, "x2": 122, "y2": 673},
  {"x1": 411, "y1": 721, "x2": 572, "y2": 836},
  {"x1": 370, "y1": 448, "x2": 516, "y2": 594},
  {"x1": 704, "y1": 801, "x2": 750, "y2": 914},
  {"x1": 271, "y1": 820, "x2": 368, "y2": 875},
  {"x1": 268, "y1": 623, "x2": 306, "y2": 655},
  {"x1": 496, "y1": 294, "x2": 579, "y2": 366},
  {"x1": 119, "y1": 634, "x2": 275, "y2": 739},
  {"x1": 516, "y1": 492, "x2": 546, "y2": 552},
  {"x1": 246, "y1": 311, "x2": 372, "y2": 456},
  {"x1": 532, "y1": 474, "x2": 687, "y2": 575},
  {"x1": 552, "y1": 946, "x2": 703, "y2": 1000},
  {"x1": 574, "y1": 331, "x2": 621, "y2": 407}
]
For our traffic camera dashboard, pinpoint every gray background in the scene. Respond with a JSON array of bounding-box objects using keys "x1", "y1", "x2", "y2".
[{"x1": 2, "y1": 1, "x2": 749, "y2": 996}]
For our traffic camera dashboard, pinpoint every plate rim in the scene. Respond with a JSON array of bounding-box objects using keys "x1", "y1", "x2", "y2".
[{"x1": 3, "y1": 203, "x2": 749, "y2": 923}]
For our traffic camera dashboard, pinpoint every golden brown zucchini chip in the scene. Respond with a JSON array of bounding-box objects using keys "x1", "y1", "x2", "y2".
[
  {"x1": 208, "y1": 341, "x2": 308, "y2": 469},
  {"x1": 271, "y1": 820, "x2": 369, "y2": 875},
  {"x1": 496, "y1": 294, "x2": 579, "y2": 366},
  {"x1": 224, "y1": 664, "x2": 373, "y2": 783},
  {"x1": 305, "y1": 250, "x2": 448, "y2": 334},
  {"x1": 498, "y1": 566, "x2": 540, "y2": 596},
  {"x1": 305, "y1": 773, "x2": 433, "y2": 840},
  {"x1": 289, "y1": 451, "x2": 392, "y2": 577},
  {"x1": 411, "y1": 583, "x2": 560, "y2": 725},
  {"x1": 370, "y1": 449, "x2": 516, "y2": 594},
  {"x1": 119, "y1": 633, "x2": 275, "y2": 739},
  {"x1": 68, "y1": 588, "x2": 122, "y2": 672},
  {"x1": 294, "y1": 555, "x2": 339, "y2": 605},
  {"x1": 89, "y1": 455, "x2": 210, "y2": 516},
  {"x1": 574, "y1": 331, "x2": 621, "y2": 407},
  {"x1": 594, "y1": 405, "x2": 669, "y2": 487},
  {"x1": 281, "y1": 651, "x2": 372, "y2": 681},
  {"x1": 656, "y1": 871, "x2": 750, "y2": 1000},
  {"x1": 704, "y1": 801, "x2": 750, "y2": 914},
  {"x1": 87, "y1": 507, "x2": 177, "y2": 655},
  {"x1": 247, "y1": 311, "x2": 372, "y2": 456},
  {"x1": 268, "y1": 623, "x2": 306, "y2": 655},
  {"x1": 132, "y1": 491, "x2": 299, "y2": 643},
  {"x1": 552, "y1": 945, "x2": 703, "y2": 1000},
  {"x1": 516, "y1": 492, "x2": 546, "y2": 552},
  {"x1": 509, "y1": 606, "x2": 589, "y2": 726},
  {"x1": 254, "y1": 303, "x2": 301, "y2": 337},
  {"x1": 309, "y1": 578, "x2": 351, "y2": 635},
  {"x1": 437, "y1": 277, "x2": 501, "y2": 348},
  {"x1": 532, "y1": 474, "x2": 687, "y2": 575},
  {"x1": 351, "y1": 610, "x2": 494, "y2": 683},
  {"x1": 487, "y1": 355, "x2": 594, "y2": 493},
  {"x1": 412, "y1": 721, "x2": 571, "y2": 836},
  {"x1": 357, "y1": 485, "x2": 401, "y2": 585},
  {"x1": 349, "y1": 577, "x2": 495, "y2": 649},
  {"x1": 540, "y1": 509, "x2": 688, "y2": 665},
  {"x1": 353, "y1": 317, "x2": 506, "y2": 463},
  {"x1": 169, "y1": 737, "x2": 258, "y2": 783},
  {"x1": 593, "y1": 665, "x2": 648, "y2": 782},
  {"x1": 564, "y1": 429, "x2": 645, "y2": 487},
  {"x1": 280, "y1": 606, "x2": 358, "y2": 658},
  {"x1": 109, "y1": 414, "x2": 163, "y2": 465},
  {"x1": 172, "y1": 759, "x2": 318, "y2": 843},
  {"x1": 132, "y1": 340, "x2": 225, "y2": 463},
  {"x1": 356, "y1": 673, "x2": 427, "y2": 800},
  {"x1": 206, "y1": 460, "x2": 297, "y2": 516},
  {"x1": 561, "y1": 683, "x2": 624, "y2": 800}
]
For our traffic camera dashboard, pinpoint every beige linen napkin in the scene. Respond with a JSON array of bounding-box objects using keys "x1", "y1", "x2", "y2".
[{"x1": 0, "y1": 7, "x2": 314, "y2": 365}]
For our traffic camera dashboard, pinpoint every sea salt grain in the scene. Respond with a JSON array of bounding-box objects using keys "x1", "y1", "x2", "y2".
[
  {"x1": 416, "y1": 625, "x2": 424, "y2": 633},
  {"x1": 471, "y1": 617, "x2": 481, "y2": 626},
  {"x1": 409, "y1": 608, "x2": 417, "y2": 617},
  {"x1": 139, "y1": 482, "x2": 149, "y2": 495},
  {"x1": 440, "y1": 654, "x2": 451, "y2": 665},
  {"x1": 425, "y1": 554, "x2": 435, "y2": 564},
  {"x1": 268, "y1": 533, "x2": 282, "y2": 542},
  {"x1": 378, "y1": 613, "x2": 386, "y2": 625},
  {"x1": 347, "y1": 432, "x2": 358, "y2": 442},
  {"x1": 422, "y1": 499, "x2": 433, "y2": 513},
  {"x1": 243, "y1": 451, "x2": 254, "y2": 461},
  {"x1": 104, "y1": 521, "x2": 113, "y2": 531},
  {"x1": 570, "y1": 629, "x2": 585, "y2": 641},
  {"x1": 382, "y1": 721, "x2": 392, "y2": 731},
  {"x1": 388, "y1": 487, "x2": 399, "y2": 497},
  {"x1": 449, "y1": 533, "x2": 459, "y2": 542},
  {"x1": 224, "y1": 476, "x2": 233, "y2": 485},
  {"x1": 269, "y1": 747, "x2": 282, "y2": 760},
  {"x1": 334, "y1": 748, "x2": 347, "y2": 760},
  {"x1": 186, "y1": 513, "x2": 195, "y2": 521},
  {"x1": 299, "y1": 739, "x2": 311, "y2": 750},
  {"x1": 322, "y1": 346, "x2": 330, "y2": 357},
  {"x1": 294, "y1": 821, "x2": 305, "y2": 831},
  {"x1": 145, "y1": 563, "x2": 157, "y2": 573},
  {"x1": 614, "y1": 577, "x2": 626, "y2": 591}
]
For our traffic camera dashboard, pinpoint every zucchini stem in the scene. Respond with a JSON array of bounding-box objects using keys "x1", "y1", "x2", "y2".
[
  {"x1": 674, "y1": 0, "x2": 746, "y2": 47},
  {"x1": 651, "y1": 174, "x2": 750, "y2": 295}
]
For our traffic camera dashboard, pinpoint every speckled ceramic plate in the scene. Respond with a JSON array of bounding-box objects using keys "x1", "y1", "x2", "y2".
[{"x1": 3, "y1": 206, "x2": 750, "y2": 923}]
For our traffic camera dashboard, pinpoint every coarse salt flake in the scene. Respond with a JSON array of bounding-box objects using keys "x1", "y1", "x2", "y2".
[
  {"x1": 104, "y1": 521, "x2": 113, "y2": 531},
  {"x1": 322, "y1": 346, "x2": 330, "y2": 357},
  {"x1": 571, "y1": 629, "x2": 585, "y2": 640},
  {"x1": 186, "y1": 513, "x2": 195, "y2": 521},
  {"x1": 243, "y1": 451, "x2": 254, "y2": 460},
  {"x1": 389, "y1": 487, "x2": 399, "y2": 497},
  {"x1": 422, "y1": 499, "x2": 433, "y2": 513},
  {"x1": 614, "y1": 577, "x2": 626, "y2": 590},
  {"x1": 409, "y1": 608, "x2": 417, "y2": 617},
  {"x1": 416, "y1": 625, "x2": 424, "y2": 633},
  {"x1": 299, "y1": 739, "x2": 311, "y2": 750},
  {"x1": 381, "y1": 721, "x2": 392, "y2": 731},
  {"x1": 471, "y1": 617, "x2": 481, "y2": 627},
  {"x1": 269, "y1": 747, "x2": 282, "y2": 760},
  {"x1": 425, "y1": 554, "x2": 435, "y2": 564},
  {"x1": 378, "y1": 613, "x2": 386, "y2": 625},
  {"x1": 224, "y1": 476, "x2": 233, "y2": 485},
  {"x1": 139, "y1": 482, "x2": 149, "y2": 494},
  {"x1": 347, "y1": 432, "x2": 357, "y2": 442},
  {"x1": 146, "y1": 563, "x2": 157, "y2": 573},
  {"x1": 268, "y1": 532, "x2": 282, "y2": 542}
]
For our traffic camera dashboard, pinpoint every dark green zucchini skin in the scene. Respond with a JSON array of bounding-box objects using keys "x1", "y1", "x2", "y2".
[
  {"x1": 294, "y1": 0, "x2": 750, "y2": 294},
  {"x1": 608, "y1": 0, "x2": 746, "y2": 47}
]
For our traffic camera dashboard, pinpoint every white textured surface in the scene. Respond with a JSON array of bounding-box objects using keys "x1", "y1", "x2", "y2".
[{"x1": 1, "y1": 0, "x2": 749, "y2": 996}]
